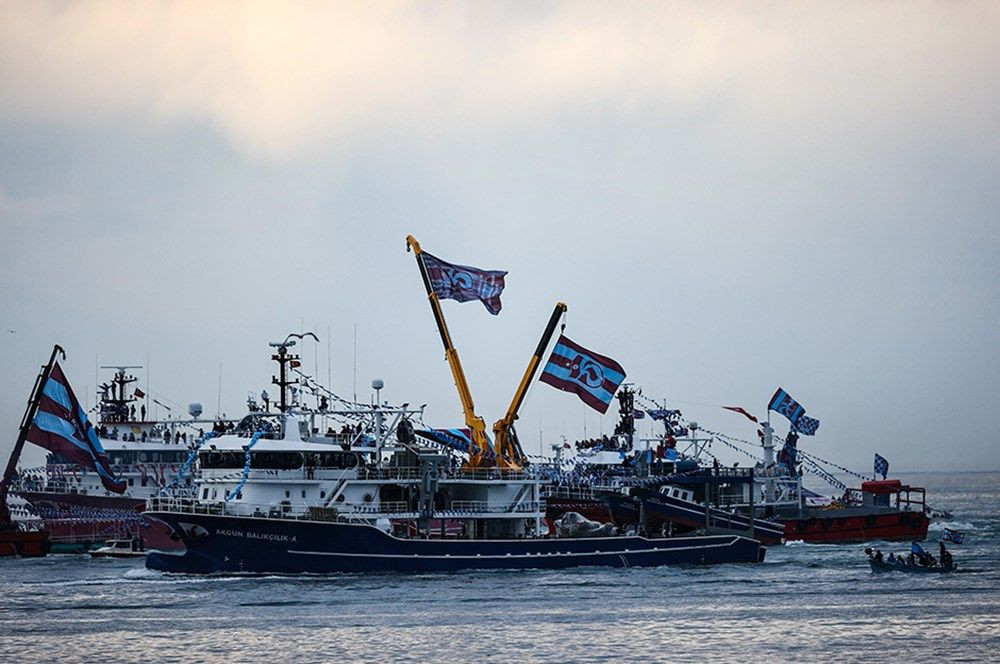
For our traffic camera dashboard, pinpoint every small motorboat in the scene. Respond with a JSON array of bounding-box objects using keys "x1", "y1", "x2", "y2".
[{"x1": 88, "y1": 537, "x2": 147, "y2": 559}]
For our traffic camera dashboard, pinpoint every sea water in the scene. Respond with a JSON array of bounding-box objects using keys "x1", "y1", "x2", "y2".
[{"x1": 2, "y1": 471, "x2": 998, "y2": 662}]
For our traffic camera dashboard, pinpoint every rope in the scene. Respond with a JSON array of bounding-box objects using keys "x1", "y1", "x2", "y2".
[
  {"x1": 224, "y1": 430, "x2": 266, "y2": 502},
  {"x1": 158, "y1": 431, "x2": 216, "y2": 497}
]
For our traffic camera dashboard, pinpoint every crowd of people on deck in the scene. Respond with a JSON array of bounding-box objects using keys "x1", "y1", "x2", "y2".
[
  {"x1": 867, "y1": 542, "x2": 954, "y2": 568},
  {"x1": 574, "y1": 435, "x2": 678, "y2": 456}
]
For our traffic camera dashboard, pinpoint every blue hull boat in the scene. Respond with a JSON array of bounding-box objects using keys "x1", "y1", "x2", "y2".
[{"x1": 145, "y1": 511, "x2": 766, "y2": 574}]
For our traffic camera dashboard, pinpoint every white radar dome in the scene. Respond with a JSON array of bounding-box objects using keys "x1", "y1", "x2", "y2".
[{"x1": 188, "y1": 402, "x2": 203, "y2": 418}]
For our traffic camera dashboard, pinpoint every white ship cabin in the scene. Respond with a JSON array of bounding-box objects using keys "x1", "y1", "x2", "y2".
[
  {"x1": 172, "y1": 415, "x2": 545, "y2": 539},
  {"x1": 21, "y1": 421, "x2": 207, "y2": 500}
]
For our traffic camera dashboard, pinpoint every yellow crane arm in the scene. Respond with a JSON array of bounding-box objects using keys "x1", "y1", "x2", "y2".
[
  {"x1": 493, "y1": 302, "x2": 567, "y2": 467},
  {"x1": 406, "y1": 235, "x2": 492, "y2": 466}
]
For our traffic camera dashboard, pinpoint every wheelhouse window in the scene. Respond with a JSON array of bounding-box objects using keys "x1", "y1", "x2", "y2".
[{"x1": 316, "y1": 452, "x2": 359, "y2": 469}]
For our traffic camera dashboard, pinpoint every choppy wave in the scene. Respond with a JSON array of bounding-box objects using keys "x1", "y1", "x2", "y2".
[{"x1": 928, "y1": 520, "x2": 981, "y2": 532}]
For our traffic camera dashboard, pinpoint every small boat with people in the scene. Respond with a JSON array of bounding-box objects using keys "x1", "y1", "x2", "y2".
[{"x1": 866, "y1": 542, "x2": 957, "y2": 574}]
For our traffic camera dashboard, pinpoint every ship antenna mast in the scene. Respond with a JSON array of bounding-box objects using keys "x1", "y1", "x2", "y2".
[{"x1": 270, "y1": 332, "x2": 318, "y2": 414}]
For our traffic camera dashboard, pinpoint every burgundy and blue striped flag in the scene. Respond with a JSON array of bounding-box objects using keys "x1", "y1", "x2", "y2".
[
  {"x1": 539, "y1": 335, "x2": 626, "y2": 414},
  {"x1": 421, "y1": 252, "x2": 507, "y2": 315},
  {"x1": 27, "y1": 362, "x2": 126, "y2": 494}
]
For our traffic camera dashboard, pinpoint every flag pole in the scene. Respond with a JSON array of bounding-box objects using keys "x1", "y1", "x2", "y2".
[{"x1": 0, "y1": 344, "x2": 65, "y2": 529}]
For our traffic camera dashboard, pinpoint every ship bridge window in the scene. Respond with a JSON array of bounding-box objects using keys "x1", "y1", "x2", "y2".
[
  {"x1": 316, "y1": 452, "x2": 359, "y2": 469},
  {"x1": 199, "y1": 451, "x2": 246, "y2": 469},
  {"x1": 250, "y1": 452, "x2": 304, "y2": 470}
]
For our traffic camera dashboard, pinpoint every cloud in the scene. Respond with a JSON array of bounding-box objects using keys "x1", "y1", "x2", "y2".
[{"x1": 2, "y1": 1, "x2": 998, "y2": 158}]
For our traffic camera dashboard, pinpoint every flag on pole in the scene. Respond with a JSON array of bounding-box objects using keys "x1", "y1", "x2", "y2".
[
  {"x1": 26, "y1": 362, "x2": 126, "y2": 493},
  {"x1": 942, "y1": 528, "x2": 965, "y2": 544},
  {"x1": 722, "y1": 405, "x2": 759, "y2": 424},
  {"x1": 539, "y1": 335, "x2": 626, "y2": 414},
  {"x1": 768, "y1": 388, "x2": 806, "y2": 426},
  {"x1": 768, "y1": 388, "x2": 820, "y2": 435},
  {"x1": 794, "y1": 415, "x2": 821, "y2": 436},
  {"x1": 874, "y1": 453, "x2": 889, "y2": 480},
  {"x1": 134, "y1": 387, "x2": 145, "y2": 399},
  {"x1": 421, "y1": 251, "x2": 507, "y2": 315}
]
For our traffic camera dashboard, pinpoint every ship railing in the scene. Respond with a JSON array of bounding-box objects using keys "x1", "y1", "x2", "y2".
[
  {"x1": 146, "y1": 496, "x2": 312, "y2": 519},
  {"x1": 356, "y1": 467, "x2": 424, "y2": 481},
  {"x1": 454, "y1": 468, "x2": 533, "y2": 481},
  {"x1": 448, "y1": 500, "x2": 542, "y2": 514},
  {"x1": 543, "y1": 486, "x2": 599, "y2": 500},
  {"x1": 353, "y1": 466, "x2": 534, "y2": 482},
  {"x1": 146, "y1": 496, "x2": 546, "y2": 522},
  {"x1": 338, "y1": 501, "x2": 410, "y2": 514}
]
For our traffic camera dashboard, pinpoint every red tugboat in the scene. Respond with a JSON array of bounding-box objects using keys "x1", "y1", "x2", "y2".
[{"x1": 782, "y1": 479, "x2": 929, "y2": 543}]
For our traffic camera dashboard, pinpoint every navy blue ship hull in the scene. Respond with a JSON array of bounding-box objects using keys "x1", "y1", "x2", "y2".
[
  {"x1": 639, "y1": 493, "x2": 786, "y2": 545},
  {"x1": 144, "y1": 511, "x2": 765, "y2": 574}
]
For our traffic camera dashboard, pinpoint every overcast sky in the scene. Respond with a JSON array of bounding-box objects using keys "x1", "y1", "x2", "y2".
[{"x1": 1, "y1": 2, "x2": 998, "y2": 476}]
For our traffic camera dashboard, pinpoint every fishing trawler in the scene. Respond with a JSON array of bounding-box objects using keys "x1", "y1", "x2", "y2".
[
  {"x1": 540, "y1": 392, "x2": 785, "y2": 543},
  {"x1": 9, "y1": 364, "x2": 237, "y2": 550},
  {"x1": 145, "y1": 236, "x2": 766, "y2": 574}
]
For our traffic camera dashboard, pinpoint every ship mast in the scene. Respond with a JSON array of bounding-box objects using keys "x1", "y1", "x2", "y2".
[{"x1": 98, "y1": 364, "x2": 142, "y2": 423}]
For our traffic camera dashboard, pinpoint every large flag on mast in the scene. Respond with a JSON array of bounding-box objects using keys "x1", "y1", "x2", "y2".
[
  {"x1": 27, "y1": 362, "x2": 126, "y2": 494},
  {"x1": 420, "y1": 251, "x2": 507, "y2": 315},
  {"x1": 768, "y1": 387, "x2": 820, "y2": 435},
  {"x1": 539, "y1": 335, "x2": 626, "y2": 414}
]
